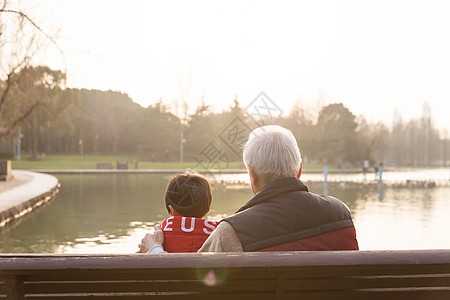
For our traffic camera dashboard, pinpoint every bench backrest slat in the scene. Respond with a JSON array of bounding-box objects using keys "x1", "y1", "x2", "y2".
[{"x1": 1, "y1": 250, "x2": 450, "y2": 299}]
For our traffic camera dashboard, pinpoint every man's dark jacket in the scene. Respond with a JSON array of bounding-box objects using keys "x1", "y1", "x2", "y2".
[{"x1": 223, "y1": 177, "x2": 359, "y2": 251}]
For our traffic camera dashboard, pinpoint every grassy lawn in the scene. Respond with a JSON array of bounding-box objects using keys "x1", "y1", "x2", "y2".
[
  {"x1": 11, "y1": 155, "x2": 242, "y2": 170},
  {"x1": 10, "y1": 154, "x2": 335, "y2": 170}
]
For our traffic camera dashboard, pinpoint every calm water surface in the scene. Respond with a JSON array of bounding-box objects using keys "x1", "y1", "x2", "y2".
[{"x1": 0, "y1": 171, "x2": 449, "y2": 253}]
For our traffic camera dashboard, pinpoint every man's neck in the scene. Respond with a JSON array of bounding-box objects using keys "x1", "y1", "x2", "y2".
[{"x1": 253, "y1": 179, "x2": 269, "y2": 194}]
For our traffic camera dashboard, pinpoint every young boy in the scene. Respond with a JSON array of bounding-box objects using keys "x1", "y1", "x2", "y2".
[{"x1": 159, "y1": 170, "x2": 218, "y2": 253}]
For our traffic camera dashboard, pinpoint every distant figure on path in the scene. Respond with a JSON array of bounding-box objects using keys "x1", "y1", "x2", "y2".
[
  {"x1": 165, "y1": 149, "x2": 169, "y2": 162},
  {"x1": 140, "y1": 125, "x2": 358, "y2": 253}
]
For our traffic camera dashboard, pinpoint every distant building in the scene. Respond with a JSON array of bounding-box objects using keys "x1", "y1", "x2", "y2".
[{"x1": 392, "y1": 108, "x2": 402, "y2": 127}]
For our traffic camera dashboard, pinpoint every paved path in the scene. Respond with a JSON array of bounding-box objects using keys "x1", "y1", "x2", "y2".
[
  {"x1": 0, "y1": 170, "x2": 59, "y2": 227},
  {"x1": 28, "y1": 168, "x2": 363, "y2": 174},
  {"x1": 0, "y1": 171, "x2": 33, "y2": 194}
]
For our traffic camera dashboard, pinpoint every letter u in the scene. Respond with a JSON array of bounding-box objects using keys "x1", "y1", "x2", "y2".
[{"x1": 181, "y1": 217, "x2": 195, "y2": 232}]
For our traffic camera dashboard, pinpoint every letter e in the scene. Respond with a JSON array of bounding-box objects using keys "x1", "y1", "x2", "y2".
[{"x1": 163, "y1": 216, "x2": 174, "y2": 231}]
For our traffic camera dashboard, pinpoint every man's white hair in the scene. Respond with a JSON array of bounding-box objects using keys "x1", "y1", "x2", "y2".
[{"x1": 243, "y1": 125, "x2": 302, "y2": 182}]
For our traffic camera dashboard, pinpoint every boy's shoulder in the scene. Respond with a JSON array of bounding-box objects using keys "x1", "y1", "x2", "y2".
[{"x1": 161, "y1": 216, "x2": 218, "y2": 235}]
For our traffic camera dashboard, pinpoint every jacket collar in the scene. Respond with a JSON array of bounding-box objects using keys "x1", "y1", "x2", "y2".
[{"x1": 236, "y1": 177, "x2": 308, "y2": 213}]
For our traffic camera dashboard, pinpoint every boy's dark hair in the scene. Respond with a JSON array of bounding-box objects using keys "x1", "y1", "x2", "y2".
[{"x1": 165, "y1": 170, "x2": 212, "y2": 218}]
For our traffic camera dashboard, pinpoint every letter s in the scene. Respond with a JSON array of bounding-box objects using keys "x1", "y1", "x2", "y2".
[{"x1": 203, "y1": 220, "x2": 217, "y2": 234}]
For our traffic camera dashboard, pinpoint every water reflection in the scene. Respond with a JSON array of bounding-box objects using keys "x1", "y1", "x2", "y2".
[
  {"x1": 0, "y1": 172, "x2": 449, "y2": 253},
  {"x1": 379, "y1": 183, "x2": 383, "y2": 202}
]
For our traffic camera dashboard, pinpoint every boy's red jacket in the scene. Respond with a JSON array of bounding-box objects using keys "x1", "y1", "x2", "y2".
[{"x1": 161, "y1": 216, "x2": 218, "y2": 253}]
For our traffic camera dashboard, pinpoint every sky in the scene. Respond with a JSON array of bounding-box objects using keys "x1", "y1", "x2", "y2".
[{"x1": 20, "y1": 0, "x2": 450, "y2": 131}]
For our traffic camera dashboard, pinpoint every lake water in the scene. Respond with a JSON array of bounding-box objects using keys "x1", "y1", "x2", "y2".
[{"x1": 0, "y1": 169, "x2": 449, "y2": 253}]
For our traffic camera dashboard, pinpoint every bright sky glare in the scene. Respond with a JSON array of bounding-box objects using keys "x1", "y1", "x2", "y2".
[{"x1": 24, "y1": 0, "x2": 450, "y2": 131}]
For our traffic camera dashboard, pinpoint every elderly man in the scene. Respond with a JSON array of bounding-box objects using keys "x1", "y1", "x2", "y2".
[{"x1": 140, "y1": 125, "x2": 358, "y2": 253}]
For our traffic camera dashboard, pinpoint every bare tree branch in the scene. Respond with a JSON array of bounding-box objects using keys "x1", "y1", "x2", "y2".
[
  {"x1": 0, "y1": 8, "x2": 63, "y2": 55},
  {"x1": 0, "y1": 55, "x2": 32, "y2": 110},
  {"x1": 0, "y1": 101, "x2": 41, "y2": 138},
  {"x1": 0, "y1": 31, "x2": 41, "y2": 110},
  {"x1": 0, "y1": 1, "x2": 66, "y2": 138}
]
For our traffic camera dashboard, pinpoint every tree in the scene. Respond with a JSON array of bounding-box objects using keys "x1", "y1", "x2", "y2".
[
  {"x1": 16, "y1": 66, "x2": 66, "y2": 159},
  {"x1": 0, "y1": 0, "x2": 63, "y2": 138},
  {"x1": 315, "y1": 103, "x2": 359, "y2": 164},
  {"x1": 357, "y1": 117, "x2": 388, "y2": 165},
  {"x1": 280, "y1": 102, "x2": 316, "y2": 162},
  {"x1": 136, "y1": 101, "x2": 180, "y2": 160}
]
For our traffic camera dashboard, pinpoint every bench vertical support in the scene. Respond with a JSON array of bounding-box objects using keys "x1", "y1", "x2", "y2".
[
  {"x1": 274, "y1": 273, "x2": 286, "y2": 300},
  {"x1": 4, "y1": 276, "x2": 25, "y2": 300}
]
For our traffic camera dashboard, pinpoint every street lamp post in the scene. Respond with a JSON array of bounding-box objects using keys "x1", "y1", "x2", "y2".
[
  {"x1": 16, "y1": 126, "x2": 22, "y2": 161},
  {"x1": 180, "y1": 129, "x2": 184, "y2": 163}
]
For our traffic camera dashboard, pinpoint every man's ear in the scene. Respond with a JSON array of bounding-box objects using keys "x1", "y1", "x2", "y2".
[
  {"x1": 296, "y1": 161, "x2": 303, "y2": 179},
  {"x1": 248, "y1": 165, "x2": 255, "y2": 179},
  {"x1": 248, "y1": 165, "x2": 258, "y2": 194},
  {"x1": 248, "y1": 165, "x2": 260, "y2": 184},
  {"x1": 168, "y1": 205, "x2": 180, "y2": 216}
]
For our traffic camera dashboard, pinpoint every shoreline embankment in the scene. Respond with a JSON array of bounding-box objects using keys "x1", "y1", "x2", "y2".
[{"x1": 0, "y1": 170, "x2": 60, "y2": 227}]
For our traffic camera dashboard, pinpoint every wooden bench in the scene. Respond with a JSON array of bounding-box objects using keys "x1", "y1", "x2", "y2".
[
  {"x1": 96, "y1": 162, "x2": 113, "y2": 169},
  {"x1": 116, "y1": 161, "x2": 128, "y2": 169},
  {"x1": 1, "y1": 250, "x2": 450, "y2": 299}
]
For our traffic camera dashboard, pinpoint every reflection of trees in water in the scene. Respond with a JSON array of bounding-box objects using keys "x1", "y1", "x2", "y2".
[
  {"x1": 386, "y1": 187, "x2": 437, "y2": 226},
  {"x1": 0, "y1": 192, "x2": 59, "y2": 253},
  {"x1": 306, "y1": 182, "x2": 374, "y2": 212},
  {"x1": 210, "y1": 188, "x2": 254, "y2": 218},
  {"x1": 306, "y1": 182, "x2": 444, "y2": 222}
]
